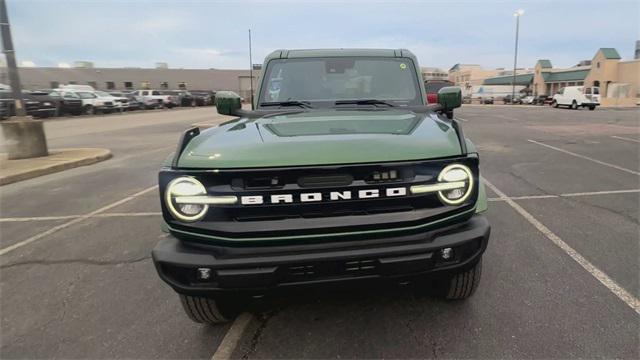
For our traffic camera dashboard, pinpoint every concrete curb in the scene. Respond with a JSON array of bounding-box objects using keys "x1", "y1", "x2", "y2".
[{"x1": 0, "y1": 148, "x2": 112, "y2": 186}]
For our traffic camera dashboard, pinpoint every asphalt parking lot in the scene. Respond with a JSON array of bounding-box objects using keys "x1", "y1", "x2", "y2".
[{"x1": 0, "y1": 105, "x2": 638, "y2": 359}]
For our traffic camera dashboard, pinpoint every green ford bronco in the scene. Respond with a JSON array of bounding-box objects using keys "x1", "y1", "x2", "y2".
[{"x1": 152, "y1": 49, "x2": 490, "y2": 324}]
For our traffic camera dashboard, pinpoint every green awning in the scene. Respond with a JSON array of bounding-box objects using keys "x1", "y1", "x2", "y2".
[
  {"x1": 545, "y1": 69, "x2": 589, "y2": 82},
  {"x1": 483, "y1": 73, "x2": 533, "y2": 86}
]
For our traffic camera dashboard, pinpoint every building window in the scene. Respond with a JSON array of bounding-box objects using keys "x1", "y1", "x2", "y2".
[
  {"x1": 50, "y1": 81, "x2": 59, "y2": 89},
  {"x1": 160, "y1": 81, "x2": 169, "y2": 89},
  {"x1": 124, "y1": 82, "x2": 133, "y2": 89},
  {"x1": 106, "y1": 81, "x2": 115, "y2": 90},
  {"x1": 596, "y1": 62, "x2": 600, "y2": 68},
  {"x1": 577, "y1": 81, "x2": 584, "y2": 86},
  {"x1": 141, "y1": 81, "x2": 150, "y2": 89},
  {"x1": 178, "y1": 82, "x2": 187, "y2": 90}
]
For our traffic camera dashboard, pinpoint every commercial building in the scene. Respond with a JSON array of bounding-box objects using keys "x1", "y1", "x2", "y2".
[
  {"x1": 448, "y1": 64, "x2": 532, "y2": 94},
  {"x1": 481, "y1": 47, "x2": 639, "y2": 107},
  {"x1": 0, "y1": 66, "x2": 258, "y2": 100},
  {"x1": 421, "y1": 67, "x2": 448, "y2": 81}
]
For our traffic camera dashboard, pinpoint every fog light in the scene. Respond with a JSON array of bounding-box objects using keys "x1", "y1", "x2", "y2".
[
  {"x1": 196, "y1": 267, "x2": 212, "y2": 280},
  {"x1": 440, "y1": 248, "x2": 453, "y2": 260}
]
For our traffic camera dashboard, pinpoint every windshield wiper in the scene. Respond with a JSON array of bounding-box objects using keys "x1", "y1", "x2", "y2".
[
  {"x1": 260, "y1": 100, "x2": 313, "y2": 109},
  {"x1": 334, "y1": 99, "x2": 396, "y2": 107}
]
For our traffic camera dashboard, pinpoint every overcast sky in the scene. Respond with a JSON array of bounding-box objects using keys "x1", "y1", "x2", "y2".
[{"x1": 7, "y1": 0, "x2": 639, "y2": 70}]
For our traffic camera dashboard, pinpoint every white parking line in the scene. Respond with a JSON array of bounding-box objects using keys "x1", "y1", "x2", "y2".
[
  {"x1": 0, "y1": 186, "x2": 158, "y2": 256},
  {"x1": 483, "y1": 177, "x2": 640, "y2": 315},
  {"x1": 495, "y1": 114, "x2": 521, "y2": 122},
  {"x1": 0, "y1": 212, "x2": 162, "y2": 222},
  {"x1": 611, "y1": 135, "x2": 640, "y2": 144},
  {"x1": 487, "y1": 188, "x2": 640, "y2": 201},
  {"x1": 0, "y1": 215, "x2": 81, "y2": 222},
  {"x1": 528, "y1": 139, "x2": 640, "y2": 176},
  {"x1": 211, "y1": 312, "x2": 254, "y2": 360}
]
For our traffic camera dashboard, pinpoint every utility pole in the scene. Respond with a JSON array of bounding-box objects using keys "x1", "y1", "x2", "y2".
[
  {"x1": 0, "y1": 0, "x2": 48, "y2": 159},
  {"x1": 511, "y1": 9, "x2": 524, "y2": 104},
  {"x1": 248, "y1": 29, "x2": 254, "y2": 110}
]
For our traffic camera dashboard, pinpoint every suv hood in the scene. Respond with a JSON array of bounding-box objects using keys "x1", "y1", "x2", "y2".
[{"x1": 178, "y1": 109, "x2": 462, "y2": 168}]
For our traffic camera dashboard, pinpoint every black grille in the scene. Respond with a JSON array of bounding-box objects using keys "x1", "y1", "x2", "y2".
[{"x1": 160, "y1": 156, "x2": 479, "y2": 240}]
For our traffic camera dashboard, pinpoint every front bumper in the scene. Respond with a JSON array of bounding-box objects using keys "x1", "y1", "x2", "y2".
[{"x1": 152, "y1": 214, "x2": 490, "y2": 295}]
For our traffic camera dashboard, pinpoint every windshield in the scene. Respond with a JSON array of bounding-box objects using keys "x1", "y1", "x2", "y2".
[
  {"x1": 258, "y1": 57, "x2": 422, "y2": 107},
  {"x1": 63, "y1": 92, "x2": 79, "y2": 99},
  {"x1": 77, "y1": 92, "x2": 96, "y2": 99},
  {"x1": 95, "y1": 91, "x2": 111, "y2": 97}
]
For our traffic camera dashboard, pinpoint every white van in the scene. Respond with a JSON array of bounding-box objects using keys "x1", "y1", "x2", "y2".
[{"x1": 552, "y1": 86, "x2": 599, "y2": 110}]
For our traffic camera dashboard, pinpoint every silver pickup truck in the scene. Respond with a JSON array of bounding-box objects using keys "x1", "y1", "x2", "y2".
[{"x1": 132, "y1": 90, "x2": 175, "y2": 109}]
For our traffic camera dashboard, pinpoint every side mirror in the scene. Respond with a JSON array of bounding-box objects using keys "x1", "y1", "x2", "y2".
[
  {"x1": 216, "y1": 91, "x2": 242, "y2": 115},
  {"x1": 437, "y1": 86, "x2": 462, "y2": 119}
]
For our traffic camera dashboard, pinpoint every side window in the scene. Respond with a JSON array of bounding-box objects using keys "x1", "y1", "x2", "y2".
[
  {"x1": 557, "y1": 87, "x2": 564, "y2": 95},
  {"x1": 142, "y1": 91, "x2": 149, "y2": 96},
  {"x1": 584, "y1": 87, "x2": 591, "y2": 95},
  {"x1": 593, "y1": 87, "x2": 600, "y2": 95},
  {"x1": 152, "y1": 91, "x2": 160, "y2": 95}
]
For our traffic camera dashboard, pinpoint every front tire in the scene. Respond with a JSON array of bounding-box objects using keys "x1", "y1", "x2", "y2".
[
  {"x1": 589, "y1": 106, "x2": 596, "y2": 111},
  {"x1": 441, "y1": 259, "x2": 483, "y2": 300},
  {"x1": 84, "y1": 105, "x2": 95, "y2": 115},
  {"x1": 552, "y1": 100, "x2": 559, "y2": 108},
  {"x1": 571, "y1": 101, "x2": 578, "y2": 110},
  {"x1": 179, "y1": 294, "x2": 242, "y2": 324}
]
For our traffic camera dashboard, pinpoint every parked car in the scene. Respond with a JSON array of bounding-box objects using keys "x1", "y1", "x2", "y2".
[
  {"x1": 31, "y1": 90, "x2": 84, "y2": 116},
  {"x1": 424, "y1": 80, "x2": 454, "y2": 104},
  {"x1": 94, "y1": 90, "x2": 128, "y2": 112},
  {"x1": 110, "y1": 91, "x2": 144, "y2": 110},
  {"x1": 132, "y1": 90, "x2": 175, "y2": 109},
  {"x1": 160, "y1": 90, "x2": 188, "y2": 107},
  {"x1": 552, "y1": 86, "x2": 599, "y2": 110},
  {"x1": 478, "y1": 96, "x2": 494, "y2": 104},
  {"x1": 534, "y1": 95, "x2": 549, "y2": 105},
  {"x1": 0, "y1": 90, "x2": 48, "y2": 118},
  {"x1": 190, "y1": 90, "x2": 215, "y2": 106},
  {"x1": 58, "y1": 89, "x2": 115, "y2": 114},
  {"x1": 503, "y1": 94, "x2": 523, "y2": 104},
  {"x1": 521, "y1": 95, "x2": 535, "y2": 105}
]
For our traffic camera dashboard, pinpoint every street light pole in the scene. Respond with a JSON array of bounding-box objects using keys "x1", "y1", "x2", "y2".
[
  {"x1": 0, "y1": 0, "x2": 49, "y2": 159},
  {"x1": 0, "y1": 0, "x2": 26, "y2": 116},
  {"x1": 511, "y1": 9, "x2": 524, "y2": 104},
  {"x1": 248, "y1": 29, "x2": 254, "y2": 110}
]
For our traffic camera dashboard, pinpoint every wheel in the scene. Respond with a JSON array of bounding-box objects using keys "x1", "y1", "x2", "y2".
[
  {"x1": 84, "y1": 105, "x2": 94, "y2": 115},
  {"x1": 179, "y1": 294, "x2": 243, "y2": 324},
  {"x1": 571, "y1": 101, "x2": 578, "y2": 110},
  {"x1": 589, "y1": 106, "x2": 596, "y2": 111},
  {"x1": 440, "y1": 259, "x2": 483, "y2": 300},
  {"x1": 552, "y1": 100, "x2": 559, "y2": 108}
]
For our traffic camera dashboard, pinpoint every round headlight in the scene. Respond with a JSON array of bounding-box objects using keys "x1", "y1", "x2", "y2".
[
  {"x1": 165, "y1": 177, "x2": 208, "y2": 222},
  {"x1": 437, "y1": 164, "x2": 473, "y2": 205}
]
